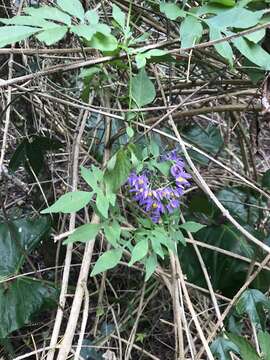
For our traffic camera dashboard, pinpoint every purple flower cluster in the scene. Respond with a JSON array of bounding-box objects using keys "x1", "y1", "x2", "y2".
[{"x1": 127, "y1": 150, "x2": 191, "y2": 223}]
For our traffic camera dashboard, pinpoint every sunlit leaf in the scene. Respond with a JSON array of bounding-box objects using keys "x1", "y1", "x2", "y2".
[
  {"x1": 41, "y1": 191, "x2": 93, "y2": 214},
  {"x1": 91, "y1": 248, "x2": 122, "y2": 276},
  {"x1": 57, "y1": 0, "x2": 85, "y2": 22}
]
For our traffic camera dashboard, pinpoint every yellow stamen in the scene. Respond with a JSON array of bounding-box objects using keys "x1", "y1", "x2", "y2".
[
  {"x1": 176, "y1": 176, "x2": 185, "y2": 183},
  {"x1": 152, "y1": 203, "x2": 158, "y2": 209}
]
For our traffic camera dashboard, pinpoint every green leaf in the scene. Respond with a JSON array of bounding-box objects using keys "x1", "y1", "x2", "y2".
[
  {"x1": 35, "y1": 25, "x2": 68, "y2": 45},
  {"x1": 17, "y1": 135, "x2": 62, "y2": 174},
  {"x1": 96, "y1": 191, "x2": 109, "y2": 218},
  {"x1": 126, "y1": 126, "x2": 134, "y2": 138},
  {"x1": 183, "y1": 124, "x2": 224, "y2": 165},
  {"x1": 244, "y1": 29, "x2": 265, "y2": 44},
  {"x1": 217, "y1": 187, "x2": 265, "y2": 224},
  {"x1": 9, "y1": 140, "x2": 27, "y2": 171},
  {"x1": 209, "y1": 26, "x2": 233, "y2": 65},
  {"x1": 106, "y1": 190, "x2": 116, "y2": 206},
  {"x1": 160, "y1": 2, "x2": 186, "y2": 20},
  {"x1": 154, "y1": 161, "x2": 170, "y2": 176},
  {"x1": 180, "y1": 221, "x2": 206, "y2": 233},
  {"x1": 79, "y1": 66, "x2": 101, "y2": 79},
  {"x1": 179, "y1": 223, "x2": 254, "y2": 296},
  {"x1": 149, "y1": 140, "x2": 159, "y2": 157},
  {"x1": 25, "y1": 6, "x2": 71, "y2": 25},
  {"x1": 104, "y1": 220, "x2": 121, "y2": 247},
  {"x1": 91, "y1": 248, "x2": 122, "y2": 276},
  {"x1": 0, "y1": 16, "x2": 51, "y2": 27},
  {"x1": 211, "y1": 336, "x2": 239, "y2": 360},
  {"x1": 152, "y1": 227, "x2": 175, "y2": 252},
  {"x1": 64, "y1": 223, "x2": 101, "y2": 244},
  {"x1": 208, "y1": 0, "x2": 235, "y2": 7},
  {"x1": 129, "y1": 239, "x2": 149, "y2": 266},
  {"x1": 233, "y1": 36, "x2": 270, "y2": 70},
  {"x1": 80, "y1": 165, "x2": 102, "y2": 191},
  {"x1": 262, "y1": 170, "x2": 270, "y2": 189},
  {"x1": 0, "y1": 277, "x2": 57, "y2": 338},
  {"x1": 85, "y1": 10, "x2": 99, "y2": 25},
  {"x1": 135, "y1": 53, "x2": 147, "y2": 69},
  {"x1": 40, "y1": 191, "x2": 93, "y2": 214},
  {"x1": 131, "y1": 68, "x2": 156, "y2": 107},
  {"x1": 180, "y1": 15, "x2": 203, "y2": 49},
  {"x1": 207, "y1": 9, "x2": 264, "y2": 29},
  {"x1": 107, "y1": 154, "x2": 117, "y2": 171},
  {"x1": 112, "y1": 4, "x2": 126, "y2": 30},
  {"x1": 0, "y1": 217, "x2": 50, "y2": 276},
  {"x1": 0, "y1": 26, "x2": 40, "y2": 48},
  {"x1": 258, "y1": 331, "x2": 270, "y2": 360},
  {"x1": 71, "y1": 24, "x2": 96, "y2": 40},
  {"x1": 57, "y1": 0, "x2": 85, "y2": 22},
  {"x1": 135, "y1": 49, "x2": 168, "y2": 68},
  {"x1": 236, "y1": 289, "x2": 268, "y2": 328},
  {"x1": 226, "y1": 333, "x2": 260, "y2": 360},
  {"x1": 151, "y1": 236, "x2": 165, "y2": 259},
  {"x1": 145, "y1": 254, "x2": 157, "y2": 281},
  {"x1": 174, "y1": 230, "x2": 186, "y2": 245},
  {"x1": 104, "y1": 149, "x2": 132, "y2": 193},
  {"x1": 88, "y1": 32, "x2": 118, "y2": 51}
]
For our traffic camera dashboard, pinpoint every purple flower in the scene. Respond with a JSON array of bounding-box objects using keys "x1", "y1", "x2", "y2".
[
  {"x1": 167, "y1": 198, "x2": 180, "y2": 213},
  {"x1": 126, "y1": 150, "x2": 191, "y2": 223},
  {"x1": 162, "y1": 149, "x2": 184, "y2": 165}
]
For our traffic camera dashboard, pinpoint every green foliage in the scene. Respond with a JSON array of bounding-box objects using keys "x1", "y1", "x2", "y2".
[
  {"x1": 104, "y1": 148, "x2": 133, "y2": 193},
  {"x1": 0, "y1": 26, "x2": 40, "y2": 47},
  {"x1": 103, "y1": 220, "x2": 121, "y2": 247},
  {"x1": 87, "y1": 32, "x2": 118, "y2": 52},
  {"x1": 209, "y1": 26, "x2": 234, "y2": 65},
  {"x1": 211, "y1": 336, "x2": 239, "y2": 359},
  {"x1": 145, "y1": 254, "x2": 158, "y2": 281},
  {"x1": 36, "y1": 25, "x2": 68, "y2": 45},
  {"x1": 179, "y1": 221, "x2": 206, "y2": 233},
  {"x1": 206, "y1": 8, "x2": 264, "y2": 29},
  {"x1": 96, "y1": 189, "x2": 110, "y2": 218},
  {"x1": 129, "y1": 238, "x2": 149, "y2": 266},
  {"x1": 9, "y1": 135, "x2": 62, "y2": 175},
  {"x1": 236, "y1": 289, "x2": 269, "y2": 329},
  {"x1": 135, "y1": 49, "x2": 168, "y2": 69},
  {"x1": 0, "y1": 277, "x2": 57, "y2": 338},
  {"x1": 24, "y1": 6, "x2": 71, "y2": 25},
  {"x1": 258, "y1": 331, "x2": 270, "y2": 360},
  {"x1": 209, "y1": 0, "x2": 235, "y2": 7},
  {"x1": 262, "y1": 170, "x2": 270, "y2": 189},
  {"x1": 57, "y1": 0, "x2": 85, "y2": 21},
  {"x1": 0, "y1": 217, "x2": 57, "y2": 338},
  {"x1": 112, "y1": 4, "x2": 126, "y2": 31},
  {"x1": 233, "y1": 36, "x2": 270, "y2": 70},
  {"x1": 64, "y1": 223, "x2": 101, "y2": 244},
  {"x1": 131, "y1": 68, "x2": 156, "y2": 107},
  {"x1": 0, "y1": 217, "x2": 50, "y2": 276},
  {"x1": 160, "y1": 2, "x2": 185, "y2": 20},
  {"x1": 226, "y1": 333, "x2": 261, "y2": 360},
  {"x1": 91, "y1": 248, "x2": 123, "y2": 276},
  {"x1": 41, "y1": 191, "x2": 93, "y2": 214},
  {"x1": 179, "y1": 222, "x2": 254, "y2": 295},
  {"x1": 180, "y1": 15, "x2": 203, "y2": 48},
  {"x1": 3, "y1": 0, "x2": 270, "y2": 355},
  {"x1": 0, "y1": 2, "x2": 118, "y2": 49}
]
